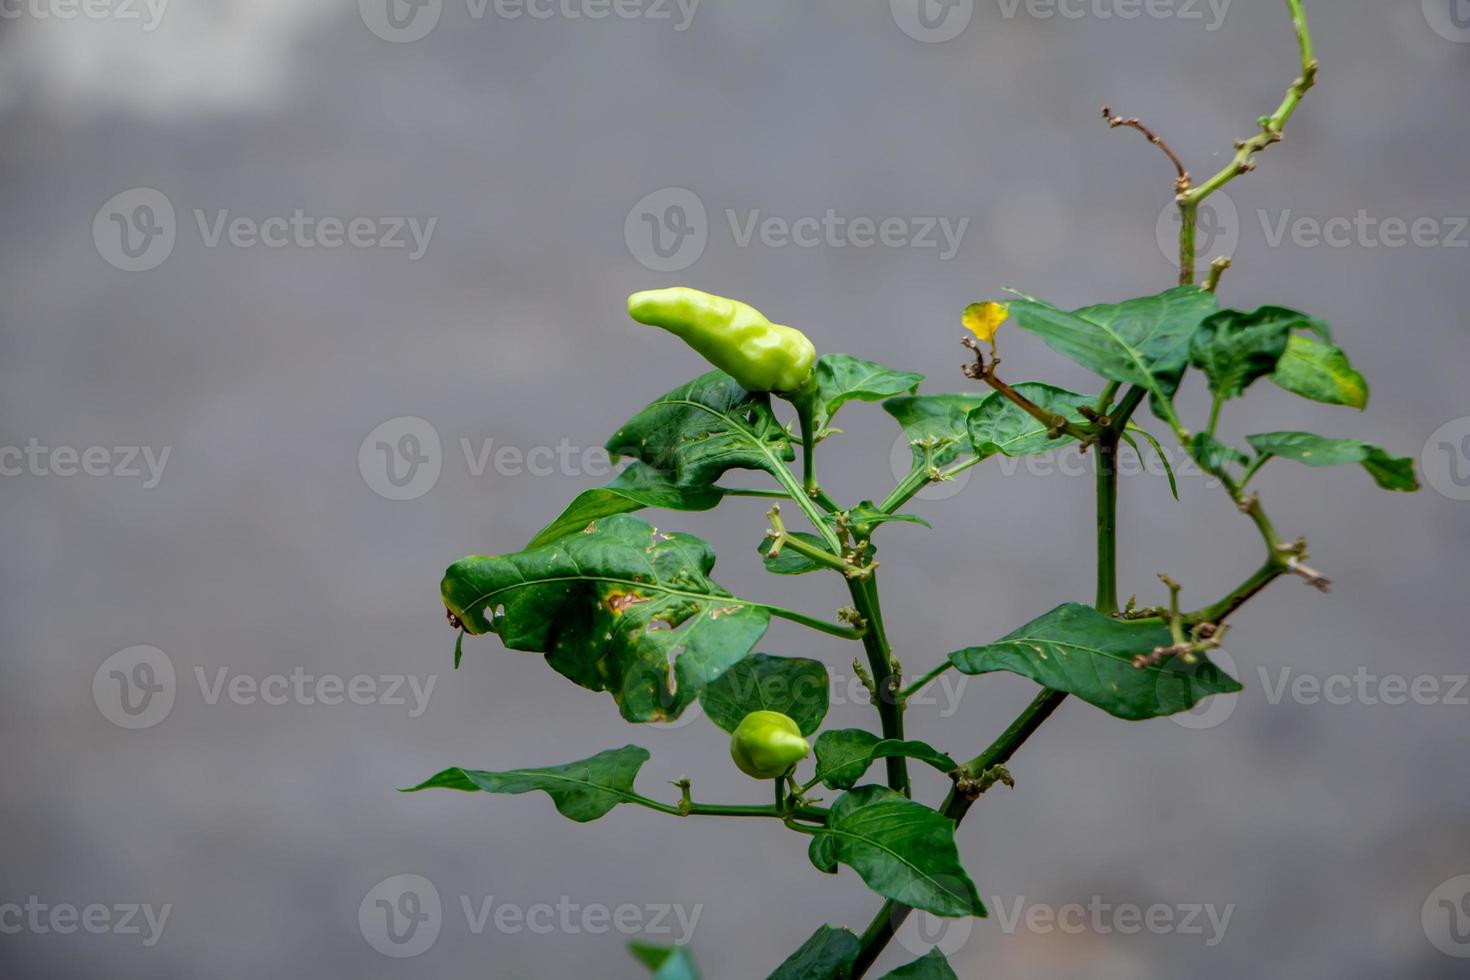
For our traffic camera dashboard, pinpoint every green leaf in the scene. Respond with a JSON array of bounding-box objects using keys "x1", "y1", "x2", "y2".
[
  {"x1": 403, "y1": 745, "x2": 649, "y2": 823},
  {"x1": 442, "y1": 514, "x2": 771, "y2": 722},
  {"x1": 630, "y1": 941, "x2": 702, "y2": 980},
  {"x1": 528, "y1": 461, "x2": 724, "y2": 549},
  {"x1": 1271, "y1": 335, "x2": 1369, "y2": 410},
  {"x1": 948, "y1": 603, "x2": 1242, "y2": 720},
  {"x1": 767, "y1": 925, "x2": 861, "y2": 980},
  {"x1": 1189, "y1": 432, "x2": 1250, "y2": 472},
  {"x1": 1246, "y1": 432, "x2": 1419, "y2": 492},
  {"x1": 1189, "y1": 306, "x2": 1311, "y2": 399},
  {"x1": 607, "y1": 370, "x2": 797, "y2": 486},
  {"x1": 844, "y1": 501, "x2": 931, "y2": 533},
  {"x1": 880, "y1": 949, "x2": 959, "y2": 980},
  {"x1": 966, "y1": 383, "x2": 1091, "y2": 459},
  {"x1": 757, "y1": 530, "x2": 836, "y2": 576},
  {"x1": 883, "y1": 393, "x2": 990, "y2": 467},
  {"x1": 699, "y1": 653, "x2": 830, "y2": 735},
  {"x1": 814, "y1": 354, "x2": 924, "y2": 431},
  {"x1": 1006, "y1": 287, "x2": 1218, "y2": 402},
  {"x1": 1123, "y1": 425, "x2": 1178, "y2": 500},
  {"x1": 808, "y1": 786, "x2": 985, "y2": 918},
  {"x1": 813, "y1": 729, "x2": 957, "y2": 791}
]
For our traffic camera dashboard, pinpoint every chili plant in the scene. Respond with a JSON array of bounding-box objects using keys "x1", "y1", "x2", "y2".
[{"x1": 406, "y1": 4, "x2": 1418, "y2": 976}]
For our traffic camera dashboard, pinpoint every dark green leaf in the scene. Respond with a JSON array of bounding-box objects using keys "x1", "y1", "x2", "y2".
[
  {"x1": 606, "y1": 370, "x2": 796, "y2": 486},
  {"x1": 808, "y1": 786, "x2": 985, "y2": 918},
  {"x1": 1189, "y1": 432, "x2": 1250, "y2": 472},
  {"x1": 949, "y1": 603, "x2": 1242, "y2": 720},
  {"x1": 844, "y1": 501, "x2": 931, "y2": 533},
  {"x1": 528, "y1": 461, "x2": 725, "y2": 549},
  {"x1": 1189, "y1": 306, "x2": 1310, "y2": 399},
  {"x1": 1246, "y1": 432, "x2": 1419, "y2": 492},
  {"x1": 757, "y1": 530, "x2": 835, "y2": 576},
  {"x1": 814, "y1": 354, "x2": 924, "y2": 431},
  {"x1": 403, "y1": 745, "x2": 649, "y2": 823},
  {"x1": 884, "y1": 394, "x2": 990, "y2": 467},
  {"x1": 699, "y1": 654, "x2": 830, "y2": 735},
  {"x1": 442, "y1": 514, "x2": 771, "y2": 722},
  {"x1": 1006, "y1": 287, "x2": 1218, "y2": 402},
  {"x1": 966, "y1": 383, "x2": 1090, "y2": 459},
  {"x1": 813, "y1": 729, "x2": 957, "y2": 791},
  {"x1": 1271, "y1": 335, "x2": 1369, "y2": 410},
  {"x1": 630, "y1": 941, "x2": 702, "y2": 980},
  {"x1": 767, "y1": 925, "x2": 861, "y2": 980},
  {"x1": 880, "y1": 949, "x2": 959, "y2": 980}
]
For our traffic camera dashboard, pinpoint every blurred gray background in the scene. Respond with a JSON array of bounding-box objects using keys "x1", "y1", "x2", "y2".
[{"x1": 2, "y1": 1, "x2": 1467, "y2": 977}]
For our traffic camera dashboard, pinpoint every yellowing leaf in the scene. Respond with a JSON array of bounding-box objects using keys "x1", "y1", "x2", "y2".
[{"x1": 962, "y1": 302, "x2": 1008, "y2": 347}]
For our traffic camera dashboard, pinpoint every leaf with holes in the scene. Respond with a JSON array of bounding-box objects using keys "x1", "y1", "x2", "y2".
[
  {"x1": 699, "y1": 654, "x2": 830, "y2": 735},
  {"x1": 813, "y1": 354, "x2": 924, "y2": 431},
  {"x1": 948, "y1": 603, "x2": 1241, "y2": 720},
  {"x1": 1006, "y1": 287, "x2": 1218, "y2": 405},
  {"x1": 813, "y1": 729, "x2": 957, "y2": 791},
  {"x1": 808, "y1": 786, "x2": 985, "y2": 918},
  {"x1": 767, "y1": 925, "x2": 861, "y2": 980},
  {"x1": 884, "y1": 393, "x2": 990, "y2": 468},
  {"x1": 442, "y1": 514, "x2": 772, "y2": 722},
  {"x1": 402, "y1": 745, "x2": 649, "y2": 823},
  {"x1": 1246, "y1": 432, "x2": 1419, "y2": 492},
  {"x1": 966, "y1": 383, "x2": 1091, "y2": 459}
]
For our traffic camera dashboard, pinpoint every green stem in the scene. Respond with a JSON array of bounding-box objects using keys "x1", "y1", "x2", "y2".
[
  {"x1": 1095, "y1": 430, "x2": 1121, "y2": 616},
  {"x1": 1191, "y1": 559, "x2": 1284, "y2": 625},
  {"x1": 898, "y1": 660, "x2": 954, "y2": 703},
  {"x1": 849, "y1": 688, "x2": 1068, "y2": 978},
  {"x1": 632, "y1": 796, "x2": 828, "y2": 822},
  {"x1": 1178, "y1": 198, "x2": 1199, "y2": 286},
  {"x1": 1206, "y1": 392, "x2": 1225, "y2": 438},
  {"x1": 879, "y1": 456, "x2": 981, "y2": 515},
  {"x1": 847, "y1": 573, "x2": 909, "y2": 797},
  {"x1": 1238, "y1": 452, "x2": 1273, "y2": 490},
  {"x1": 722, "y1": 488, "x2": 789, "y2": 500},
  {"x1": 766, "y1": 605, "x2": 866, "y2": 641}
]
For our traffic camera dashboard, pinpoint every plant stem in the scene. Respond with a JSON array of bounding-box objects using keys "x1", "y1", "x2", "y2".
[
  {"x1": 848, "y1": 573, "x2": 909, "y2": 796},
  {"x1": 849, "y1": 688, "x2": 1068, "y2": 978},
  {"x1": 879, "y1": 455, "x2": 982, "y2": 515},
  {"x1": 898, "y1": 660, "x2": 954, "y2": 702},
  {"x1": 631, "y1": 795, "x2": 828, "y2": 822},
  {"x1": 766, "y1": 604, "x2": 867, "y2": 640},
  {"x1": 1095, "y1": 430, "x2": 1121, "y2": 616}
]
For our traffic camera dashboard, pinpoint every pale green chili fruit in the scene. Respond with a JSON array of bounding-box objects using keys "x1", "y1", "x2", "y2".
[
  {"x1": 627, "y1": 286, "x2": 817, "y2": 393},
  {"x1": 729, "y1": 710, "x2": 811, "y2": 780}
]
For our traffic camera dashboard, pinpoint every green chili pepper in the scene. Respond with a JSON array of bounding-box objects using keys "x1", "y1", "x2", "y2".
[
  {"x1": 729, "y1": 710, "x2": 810, "y2": 780},
  {"x1": 627, "y1": 287, "x2": 817, "y2": 393}
]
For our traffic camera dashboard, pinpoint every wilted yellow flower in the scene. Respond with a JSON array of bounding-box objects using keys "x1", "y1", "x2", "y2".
[{"x1": 962, "y1": 302, "x2": 1008, "y2": 350}]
